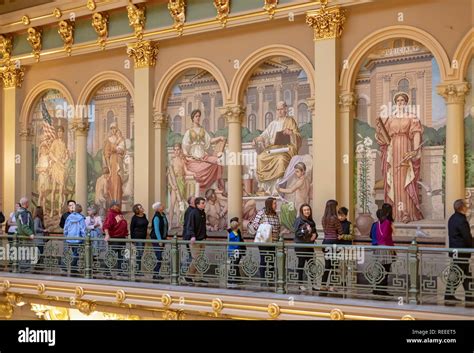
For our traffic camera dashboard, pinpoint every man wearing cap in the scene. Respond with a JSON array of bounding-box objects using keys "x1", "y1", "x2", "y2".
[{"x1": 103, "y1": 200, "x2": 128, "y2": 276}]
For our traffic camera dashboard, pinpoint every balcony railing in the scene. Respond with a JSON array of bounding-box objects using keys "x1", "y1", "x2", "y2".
[{"x1": 0, "y1": 233, "x2": 472, "y2": 306}]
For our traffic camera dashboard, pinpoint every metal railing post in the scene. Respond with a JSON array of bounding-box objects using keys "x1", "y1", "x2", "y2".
[
  {"x1": 12, "y1": 233, "x2": 19, "y2": 273},
  {"x1": 171, "y1": 236, "x2": 179, "y2": 286},
  {"x1": 408, "y1": 238, "x2": 419, "y2": 304},
  {"x1": 276, "y1": 234, "x2": 286, "y2": 294},
  {"x1": 84, "y1": 232, "x2": 92, "y2": 279}
]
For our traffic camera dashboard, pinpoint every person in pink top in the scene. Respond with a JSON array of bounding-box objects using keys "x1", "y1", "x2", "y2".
[{"x1": 373, "y1": 203, "x2": 395, "y2": 296}]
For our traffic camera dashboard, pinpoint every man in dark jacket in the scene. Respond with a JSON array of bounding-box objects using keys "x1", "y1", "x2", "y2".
[
  {"x1": 185, "y1": 197, "x2": 207, "y2": 284},
  {"x1": 445, "y1": 199, "x2": 473, "y2": 307},
  {"x1": 182, "y1": 196, "x2": 195, "y2": 241}
]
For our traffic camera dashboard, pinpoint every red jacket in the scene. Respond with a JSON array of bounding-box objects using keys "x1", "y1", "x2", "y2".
[{"x1": 103, "y1": 209, "x2": 128, "y2": 238}]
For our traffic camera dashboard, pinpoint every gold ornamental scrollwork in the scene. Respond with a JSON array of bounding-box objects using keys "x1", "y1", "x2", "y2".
[
  {"x1": 2, "y1": 280, "x2": 11, "y2": 291},
  {"x1": 163, "y1": 309, "x2": 185, "y2": 320},
  {"x1": 31, "y1": 304, "x2": 49, "y2": 319},
  {"x1": 48, "y1": 306, "x2": 70, "y2": 320},
  {"x1": 0, "y1": 34, "x2": 13, "y2": 61},
  {"x1": 0, "y1": 302, "x2": 14, "y2": 319},
  {"x1": 115, "y1": 290, "x2": 126, "y2": 304},
  {"x1": 161, "y1": 294, "x2": 173, "y2": 307},
  {"x1": 21, "y1": 15, "x2": 31, "y2": 26},
  {"x1": 168, "y1": 0, "x2": 186, "y2": 36},
  {"x1": 263, "y1": 0, "x2": 278, "y2": 19},
  {"x1": 27, "y1": 27, "x2": 42, "y2": 62},
  {"x1": 127, "y1": 1, "x2": 146, "y2": 41},
  {"x1": 92, "y1": 12, "x2": 109, "y2": 50},
  {"x1": 53, "y1": 8, "x2": 62, "y2": 19},
  {"x1": 74, "y1": 286, "x2": 85, "y2": 299},
  {"x1": 127, "y1": 40, "x2": 159, "y2": 69},
  {"x1": 267, "y1": 303, "x2": 281, "y2": 319},
  {"x1": 37, "y1": 283, "x2": 46, "y2": 295},
  {"x1": 58, "y1": 20, "x2": 74, "y2": 56},
  {"x1": 401, "y1": 314, "x2": 415, "y2": 320},
  {"x1": 76, "y1": 300, "x2": 96, "y2": 315},
  {"x1": 214, "y1": 0, "x2": 230, "y2": 27},
  {"x1": 306, "y1": 1, "x2": 346, "y2": 41},
  {"x1": 211, "y1": 298, "x2": 224, "y2": 313},
  {"x1": 330, "y1": 308, "x2": 345, "y2": 320},
  {"x1": 87, "y1": 0, "x2": 97, "y2": 11}
]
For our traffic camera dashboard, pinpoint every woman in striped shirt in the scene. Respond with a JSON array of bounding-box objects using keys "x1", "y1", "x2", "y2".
[
  {"x1": 321, "y1": 199, "x2": 343, "y2": 295},
  {"x1": 251, "y1": 197, "x2": 281, "y2": 285}
]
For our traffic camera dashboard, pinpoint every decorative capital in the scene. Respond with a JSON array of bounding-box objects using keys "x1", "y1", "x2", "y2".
[
  {"x1": 19, "y1": 127, "x2": 34, "y2": 139},
  {"x1": 127, "y1": 1, "x2": 146, "y2": 41},
  {"x1": 339, "y1": 92, "x2": 356, "y2": 113},
  {"x1": 214, "y1": 0, "x2": 230, "y2": 27},
  {"x1": 127, "y1": 40, "x2": 159, "y2": 68},
  {"x1": 58, "y1": 20, "x2": 74, "y2": 56},
  {"x1": 27, "y1": 27, "x2": 42, "y2": 62},
  {"x1": 221, "y1": 104, "x2": 245, "y2": 124},
  {"x1": 263, "y1": 0, "x2": 278, "y2": 19},
  {"x1": 437, "y1": 82, "x2": 470, "y2": 105},
  {"x1": 0, "y1": 34, "x2": 13, "y2": 61},
  {"x1": 0, "y1": 61, "x2": 25, "y2": 88},
  {"x1": 168, "y1": 0, "x2": 186, "y2": 36},
  {"x1": 306, "y1": 1, "x2": 346, "y2": 41},
  {"x1": 154, "y1": 112, "x2": 169, "y2": 129},
  {"x1": 92, "y1": 12, "x2": 109, "y2": 50},
  {"x1": 71, "y1": 118, "x2": 90, "y2": 135},
  {"x1": 382, "y1": 74, "x2": 391, "y2": 82},
  {"x1": 306, "y1": 97, "x2": 315, "y2": 114}
]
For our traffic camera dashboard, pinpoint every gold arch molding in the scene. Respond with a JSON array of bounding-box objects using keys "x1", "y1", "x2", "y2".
[
  {"x1": 76, "y1": 70, "x2": 134, "y2": 106},
  {"x1": 20, "y1": 80, "x2": 75, "y2": 128},
  {"x1": 339, "y1": 25, "x2": 452, "y2": 94},
  {"x1": 229, "y1": 44, "x2": 315, "y2": 106},
  {"x1": 153, "y1": 57, "x2": 229, "y2": 113},
  {"x1": 452, "y1": 28, "x2": 473, "y2": 82}
]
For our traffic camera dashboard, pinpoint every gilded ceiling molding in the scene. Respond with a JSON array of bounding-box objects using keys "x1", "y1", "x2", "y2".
[
  {"x1": 92, "y1": 12, "x2": 109, "y2": 50},
  {"x1": 0, "y1": 302, "x2": 14, "y2": 319},
  {"x1": 306, "y1": 0, "x2": 346, "y2": 41},
  {"x1": 58, "y1": 20, "x2": 74, "y2": 56},
  {"x1": 127, "y1": 40, "x2": 159, "y2": 68},
  {"x1": 127, "y1": 1, "x2": 146, "y2": 41},
  {"x1": 214, "y1": 0, "x2": 230, "y2": 27},
  {"x1": 168, "y1": 0, "x2": 186, "y2": 36},
  {"x1": 27, "y1": 27, "x2": 42, "y2": 62},
  {"x1": 0, "y1": 34, "x2": 13, "y2": 61},
  {"x1": 263, "y1": 0, "x2": 278, "y2": 19}
]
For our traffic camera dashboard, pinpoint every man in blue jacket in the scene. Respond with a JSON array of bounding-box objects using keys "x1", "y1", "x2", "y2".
[{"x1": 63, "y1": 204, "x2": 86, "y2": 274}]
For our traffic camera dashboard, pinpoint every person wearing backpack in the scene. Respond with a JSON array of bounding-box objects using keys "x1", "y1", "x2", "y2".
[
  {"x1": 249, "y1": 197, "x2": 281, "y2": 286},
  {"x1": 227, "y1": 217, "x2": 246, "y2": 287}
]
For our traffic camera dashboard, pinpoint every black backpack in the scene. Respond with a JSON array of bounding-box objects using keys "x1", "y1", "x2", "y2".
[{"x1": 0, "y1": 212, "x2": 5, "y2": 224}]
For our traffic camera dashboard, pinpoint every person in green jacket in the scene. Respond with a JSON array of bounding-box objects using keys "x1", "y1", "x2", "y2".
[{"x1": 15, "y1": 197, "x2": 36, "y2": 271}]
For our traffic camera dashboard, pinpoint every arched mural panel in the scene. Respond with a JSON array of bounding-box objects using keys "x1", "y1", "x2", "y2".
[
  {"x1": 86, "y1": 80, "x2": 134, "y2": 218},
  {"x1": 353, "y1": 38, "x2": 446, "y2": 225},
  {"x1": 166, "y1": 68, "x2": 227, "y2": 231},
  {"x1": 31, "y1": 89, "x2": 73, "y2": 226},
  {"x1": 241, "y1": 56, "x2": 312, "y2": 233}
]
